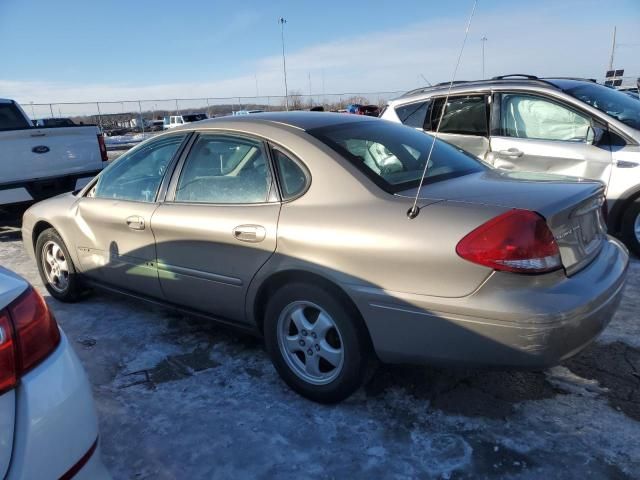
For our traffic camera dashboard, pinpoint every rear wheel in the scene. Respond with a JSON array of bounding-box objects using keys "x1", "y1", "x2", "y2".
[
  {"x1": 621, "y1": 200, "x2": 640, "y2": 257},
  {"x1": 264, "y1": 282, "x2": 374, "y2": 403},
  {"x1": 36, "y1": 228, "x2": 85, "y2": 302}
]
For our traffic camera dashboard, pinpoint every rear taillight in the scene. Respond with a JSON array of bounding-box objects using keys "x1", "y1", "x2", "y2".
[
  {"x1": 0, "y1": 311, "x2": 17, "y2": 394},
  {"x1": 97, "y1": 134, "x2": 108, "y2": 162},
  {"x1": 0, "y1": 288, "x2": 60, "y2": 394},
  {"x1": 456, "y1": 209, "x2": 562, "y2": 274}
]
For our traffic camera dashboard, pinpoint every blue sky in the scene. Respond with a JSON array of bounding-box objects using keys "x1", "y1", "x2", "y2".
[{"x1": 1, "y1": 0, "x2": 638, "y2": 104}]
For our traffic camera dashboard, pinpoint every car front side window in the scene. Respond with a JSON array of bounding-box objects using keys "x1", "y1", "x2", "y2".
[
  {"x1": 174, "y1": 134, "x2": 273, "y2": 204},
  {"x1": 500, "y1": 94, "x2": 591, "y2": 142},
  {"x1": 93, "y1": 133, "x2": 187, "y2": 202}
]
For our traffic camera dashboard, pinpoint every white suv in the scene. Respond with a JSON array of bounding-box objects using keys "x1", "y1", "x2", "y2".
[
  {"x1": 382, "y1": 75, "x2": 640, "y2": 255},
  {"x1": 0, "y1": 267, "x2": 110, "y2": 479}
]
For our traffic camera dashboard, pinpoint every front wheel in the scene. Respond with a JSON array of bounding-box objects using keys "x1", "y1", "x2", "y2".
[
  {"x1": 35, "y1": 228, "x2": 85, "y2": 302},
  {"x1": 621, "y1": 200, "x2": 640, "y2": 257},
  {"x1": 264, "y1": 283, "x2": 374, "y2": 403}
]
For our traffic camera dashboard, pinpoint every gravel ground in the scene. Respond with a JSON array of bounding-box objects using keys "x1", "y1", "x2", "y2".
[{"x1": 0, "y1": 224, "x2": 638, "y2": 479}]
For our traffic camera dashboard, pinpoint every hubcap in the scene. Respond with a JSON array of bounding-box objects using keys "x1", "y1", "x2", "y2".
[
  {"x1": 42, "y1": 241, "x2": 70, "y2": 293},
  {"x1": 277, "y1": 301, "x2": 344, "y2": 385},
  {"x1": 634, "y1": 212, "x2": 640, "y2": 243}
]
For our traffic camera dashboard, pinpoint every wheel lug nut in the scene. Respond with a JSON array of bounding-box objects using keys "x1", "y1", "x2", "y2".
[
  {"x1": 301, "y1": 330, "x2": 308, "y2": 336},
  {"x1": 311, "y1": 332, "x2": 317, "y2": 339},
  {"x1": 299, "y1": 340, "x2": 305, "y2": 346},
  {"x1": 307, "y1": 349, "x2": 313, "y2": 355}
]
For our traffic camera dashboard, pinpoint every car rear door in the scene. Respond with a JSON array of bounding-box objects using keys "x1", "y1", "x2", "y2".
[
  {"x1": 74, "y1": 132, "x2": 190, "y2": 297},
  {"x1": 424, "y1": 94, "x2": 491, "y2": 159},
  {"x1": 151, "y1": 132, "x2": 280, "y2": 323},
  {"x1": 487, "y1": 92, "x2": 612, "y2": 182}
]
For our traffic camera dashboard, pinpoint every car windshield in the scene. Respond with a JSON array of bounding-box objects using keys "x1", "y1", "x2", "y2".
[
  {"x1": 563, "y1": 82, "x2": 640, "y2": 130},
  {"x1": 308, "y1": 120, "x2": 485, "y2": 192}
]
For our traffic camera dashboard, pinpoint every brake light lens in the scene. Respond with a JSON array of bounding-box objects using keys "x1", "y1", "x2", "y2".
[
  {"x1": 0, "y1": 311, "x2": 17, "y2": 394},
  {"x1": 0, "y1": 288, "x2": 60, "y2": 394},
  {"x1": 97, "y1": 133, "x2": 108, "y2": 162},
  {"x1": 456, "y1": 209, "x2": 562, "y2": 273}
]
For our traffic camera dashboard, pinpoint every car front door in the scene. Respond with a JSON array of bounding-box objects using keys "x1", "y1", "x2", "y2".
[
  {"x1": 150, "y1": 132, "x2": 280, "y2": 323},
  {"x1": 74, "y1": 132, "x2": 189, "y2": 297},
  {"x1": 487, "y1": 92, "x2": 612, "y2": 182},
  {"x1": 424, "y1": 94, "x2": 491, "y2": 159}
]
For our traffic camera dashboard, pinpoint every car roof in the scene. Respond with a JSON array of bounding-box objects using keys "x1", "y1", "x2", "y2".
[{"x1": 180, "y1": 111, "x2": 376, "y2": 132}]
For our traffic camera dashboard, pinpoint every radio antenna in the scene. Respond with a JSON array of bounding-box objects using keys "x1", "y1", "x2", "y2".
[{"x1": 407, "y1": 0, "x2": 478, "y2": 219}]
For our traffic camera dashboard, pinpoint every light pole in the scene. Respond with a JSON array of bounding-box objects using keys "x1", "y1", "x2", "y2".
[
  {"x1": 481, "y1": 36, "x2": 487, "y2": 79},
  {"x1": 279, "y1": 17, "x2": 289, "y2": 111}
]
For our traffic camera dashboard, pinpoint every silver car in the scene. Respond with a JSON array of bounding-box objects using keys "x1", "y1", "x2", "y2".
[
  {"x1": 382, "y1": 75, "x2": 640, "y2": 255},
  {"x1": 22, "y1": 113, "x2": 629, "y2": 403}
]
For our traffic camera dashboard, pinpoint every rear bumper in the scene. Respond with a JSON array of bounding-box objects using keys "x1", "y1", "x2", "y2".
[
  {"x1": 5, "y1": 331, "x2": 110, "y2": 480},
  {"x1": 0, "y1": 170, "x2": 101, "y2": 207},
  {"x1": 348, "y1": 237, "x2": 629, "y2": 367}
]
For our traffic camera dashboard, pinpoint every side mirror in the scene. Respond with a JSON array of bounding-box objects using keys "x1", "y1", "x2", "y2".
[{"x1": 586, "y1": 125, "x2": 605, "y2": 145}]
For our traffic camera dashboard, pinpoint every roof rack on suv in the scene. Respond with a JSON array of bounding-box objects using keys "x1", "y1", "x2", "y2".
[
  {"x1": 542, "y1": 77, "x2": 598, "y2": 83},
  {"x1": 491, "y1": 74, "x2": 539, "y2": 80}
]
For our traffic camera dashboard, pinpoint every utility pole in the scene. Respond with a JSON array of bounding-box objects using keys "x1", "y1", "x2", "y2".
[
  {"x1": 608, "y1": 26, "x2": 617, "y2": 71},
  {"x1": 279, "y1": 17, "x2": 289, "y2": 111},
  {"x1": 255, "y1": 73, "x2": 259, "y2": 98},
  {"x1": 308, "y1": 71, "x2": 312, "y2": 106},
  {"x1": 481, "y1": 36, "x2": 487, "y2": 79}
]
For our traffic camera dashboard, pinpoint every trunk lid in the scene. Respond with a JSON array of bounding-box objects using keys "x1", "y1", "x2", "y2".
[{"x1": 397, "y1": 170, "x2": 607, "y2": 274}]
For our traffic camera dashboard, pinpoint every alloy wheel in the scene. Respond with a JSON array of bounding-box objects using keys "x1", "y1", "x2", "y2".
[
  {"x1": 42, "y1": 240, "x2": 70, "y2": 293},
  {"x1": 276, "y1": 300, "x2": 344, "y2": 385}
]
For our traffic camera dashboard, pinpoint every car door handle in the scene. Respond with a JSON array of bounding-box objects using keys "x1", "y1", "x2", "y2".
[
  {"x1": 497, "y1": 148, "x2": 524, "y2": 158},
  {"x1": 126, "y1": 215, "x2": 145, "y2": 230},
  {"x1": 233, "y1": 225, "x2": 266, "y2": 243}
]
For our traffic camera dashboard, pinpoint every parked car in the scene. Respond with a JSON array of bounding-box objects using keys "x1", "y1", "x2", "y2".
[
  {"x1": 32, "y1": 117, "x2": 76, "y2": 128},
  {"x1": 0, "y1": 267, "x2": 109, "y2": 479},
  {"x1": 0, "y1": 99, "x2": 108, "y2": 212},
  {"x1": 345, "y1": 104, "x2": 362, "y2": 114},
  {"x1": 355, "y1": 105, "x2": 380, "y2": 117},
  {"x1": 149, "y1": 120, "x2": 165, "y2": 132},
  {"x1": 232, "y1": 110, "x2": 265, "y2": 116},
  {"x1": 163, "y1": 113, "x2": 208, "y2": 129},
  {"x1": 22, "y1": 112, "x2": 628, "y2": 403},
  {"x1": 381, "y1": 75, "x2": 640, "y2": 255}
]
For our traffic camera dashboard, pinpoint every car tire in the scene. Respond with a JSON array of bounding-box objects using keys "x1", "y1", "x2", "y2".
[
  {"x1": 621, "y1": 199, "x2": 640, "y2": 257},
  {"x1": 264, "y1": 282, "x2": 375, "y2": 403},
  {"x1": 35, "y1": 228, "x2": 85, "y2": 302}
]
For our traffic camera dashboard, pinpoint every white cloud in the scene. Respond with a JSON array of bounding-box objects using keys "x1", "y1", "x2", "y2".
[{"x1": 2, "y1": 5, "x2": 638, "y2": 115}]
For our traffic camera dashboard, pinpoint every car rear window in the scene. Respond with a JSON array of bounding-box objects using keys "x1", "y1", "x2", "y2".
[{"x1": 308, "y1": 120, "x2": 485, "y2": 193}]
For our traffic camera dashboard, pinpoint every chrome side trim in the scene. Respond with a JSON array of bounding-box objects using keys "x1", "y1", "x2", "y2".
[{"x1": 156, "y1": 262, "x2": 243, "y2": 286}]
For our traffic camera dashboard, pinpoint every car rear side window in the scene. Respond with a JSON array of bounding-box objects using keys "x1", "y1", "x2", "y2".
[
  {"x1": 308, "y1": 120, "x2": 484, "y2": 193},
  {"x1": 500, "y1": 93, "x2": 591, "y2": 142},
  {"x1": 272, "y1": 148, "x2": 308, "y2": 200},
  {"x1": 395, "y1": 101, "x2": 430, "y2": 128},
  {"x1": 174, "y1": 134, "x2": 272, "y2": 204},
  {"x1": 427, "y1": 95, "x2": 488, "y2": 136}
]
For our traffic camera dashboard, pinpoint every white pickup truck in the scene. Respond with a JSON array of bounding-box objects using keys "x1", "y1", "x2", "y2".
[{"x1": 0, "y1": 99, "x2": 107, "y2": 211}]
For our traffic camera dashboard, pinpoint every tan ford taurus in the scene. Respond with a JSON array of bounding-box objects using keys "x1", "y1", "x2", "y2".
[{"x1": 22, "y1": 112, "x2": 629, "y2": 403}]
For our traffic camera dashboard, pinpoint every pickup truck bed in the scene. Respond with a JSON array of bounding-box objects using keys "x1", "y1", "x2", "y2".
[{"x1": 0, "y1": 99, "x2": 107, "y2": 210}]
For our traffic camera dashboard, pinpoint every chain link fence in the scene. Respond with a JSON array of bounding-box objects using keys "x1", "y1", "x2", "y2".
[{"x1": 26, "y1": 91, "x2": 406, "y2": 134}]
